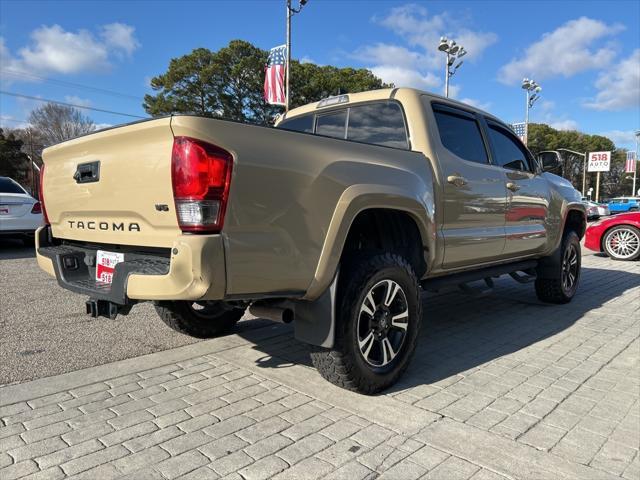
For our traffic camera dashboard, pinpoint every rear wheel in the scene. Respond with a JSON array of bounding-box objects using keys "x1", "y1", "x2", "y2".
[
  {"x1": 154, "y1": 301, "x2": 245, "y2": 338},
  {"x1": 310, "y1": 253, "x2": 421, "y2": 394},
  {"x1": 535, "y1": 230, "x2": 581, "y2": 304},
  {"x1": 603, "y1": 225, "x2": 640, "y2": 261}
]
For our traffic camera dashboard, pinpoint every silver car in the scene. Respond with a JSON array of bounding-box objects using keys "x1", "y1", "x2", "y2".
[{"x1": 583, "y1": 200, "x2": 610, "y2": 220}]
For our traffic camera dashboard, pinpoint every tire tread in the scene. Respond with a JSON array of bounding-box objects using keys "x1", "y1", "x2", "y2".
[{"x1": 310, "y1": 253, "x2": 421, "y2": 394}]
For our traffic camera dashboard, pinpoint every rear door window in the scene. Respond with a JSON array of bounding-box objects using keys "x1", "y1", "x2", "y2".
[
  {"x1": 432, "y1": 106, "x2": 488, "y2": 164},
  {"x1": 316, "y1": 110, "x2": 347, "y2": 139},
  {"x1": 347, "y1": 102, "x2": 408, "y2": 149}
]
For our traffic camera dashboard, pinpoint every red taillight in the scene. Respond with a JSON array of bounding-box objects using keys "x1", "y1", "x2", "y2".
[
  {"x1": 31, "y1": 202, "x2": 42, "y2": 214},
  {"x1": 171, "y1": 136, "x2": 233, "y2": 233},
  {"x1": 38, "y1": 165, "x2": 50, "y2": 224}
]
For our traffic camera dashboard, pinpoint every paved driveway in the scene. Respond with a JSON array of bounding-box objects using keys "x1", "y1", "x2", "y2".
[{"x1": 0, "y1": 247, "x2": 638, "y2": 479}]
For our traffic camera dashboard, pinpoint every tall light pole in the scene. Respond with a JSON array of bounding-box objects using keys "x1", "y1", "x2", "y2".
[
  {"x1": 521, "y1": 78, "x2": 541, "y2": 146},
  {"x1": 438, "y1": 37, "x2": 466, "y2": 98},
  {"x1": 286, "y1": 0, "x2": 308, "y2": 112}
]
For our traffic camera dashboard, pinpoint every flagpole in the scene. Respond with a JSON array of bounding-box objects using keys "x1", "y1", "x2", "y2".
[{"x1": 285, "y1": 0, "x2": 291, "y2": 112}]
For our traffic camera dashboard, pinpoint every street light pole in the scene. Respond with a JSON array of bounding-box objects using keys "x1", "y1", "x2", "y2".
[
  {"x1": 438, "y1": 37, "x2": 466, "y2": 98},
  {"x1": 521, "y1": 78, "x2": 541, "y2": 147},
  {"x1": 285, "y1": 0, "x2": 308, "y2": 112},
  {"x1": 525, "y1": 88, "x2": 530, "y2": 144},
  {"x1": 444, "y1": 51, "x2": 450, "y2": 98}
]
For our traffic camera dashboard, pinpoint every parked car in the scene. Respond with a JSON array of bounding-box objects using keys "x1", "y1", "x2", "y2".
[
  {"x1": 0, "y1": 176, "x2": 44, "y2": 244},
  {"x1": 35, "y1": 88, "x2": 586, "y2": 393},
  {"x1": 582, "y1": 200, "x2": 610, "y2": 220},
  {"x1": 585, "y1": 212, "x2": 640, "y2": 261},
  {"x1": 605, "y1": 197, "x2": 640, "y2": 214}
]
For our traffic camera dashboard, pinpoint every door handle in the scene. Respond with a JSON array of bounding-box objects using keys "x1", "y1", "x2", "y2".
[
  {"x1": 506, "y1": 182, "x2": 520, "y2": 192},
  {"x1": 447, "y1": 175, "x2": 468, "y2": 187}
]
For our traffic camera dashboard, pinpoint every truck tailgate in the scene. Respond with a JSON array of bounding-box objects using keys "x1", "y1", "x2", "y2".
[{"x1": 42, "y1": 118, "x2": 180, "y2": 248}]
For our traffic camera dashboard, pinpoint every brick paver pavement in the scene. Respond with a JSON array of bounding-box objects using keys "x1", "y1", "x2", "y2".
[{"x1": 1, "y1": 253, "x2": 638, "y2": 479}]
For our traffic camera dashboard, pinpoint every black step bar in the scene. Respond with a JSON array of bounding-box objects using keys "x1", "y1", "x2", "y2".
[{"x1": 421, "y1": 260, "x2": 538, "y2": 292}]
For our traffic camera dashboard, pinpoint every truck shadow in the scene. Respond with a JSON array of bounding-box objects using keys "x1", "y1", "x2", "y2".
[
  {"x1": 0, "y1": 239, "x2": 36, "y2": 259},
  {"x1": 237, "y1": 263, "x2": 639, "y2": 393}
]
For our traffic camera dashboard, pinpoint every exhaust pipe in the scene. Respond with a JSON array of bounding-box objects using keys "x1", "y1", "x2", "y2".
[{"x1": 249, "y1": 303, "x2": 294, "y2": 324}]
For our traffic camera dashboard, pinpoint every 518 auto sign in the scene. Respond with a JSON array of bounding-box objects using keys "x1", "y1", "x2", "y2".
[{"x1": 588, "y1": 151, "x2": 611, "y2": 172}]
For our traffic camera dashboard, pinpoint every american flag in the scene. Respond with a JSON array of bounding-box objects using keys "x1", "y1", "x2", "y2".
[
  {"x1": 511, "y1": 122, "x2": 526, "y2": 143},
  {"x1": 264, "y1": 45, "x2": 287, "y2": 106},
  {"x1": 626, "y1": 151, "x2": 637, "y2": 173}
]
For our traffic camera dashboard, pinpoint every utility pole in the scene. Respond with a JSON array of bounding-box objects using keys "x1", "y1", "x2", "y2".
[
  {"x1": 285, "y1": 0, "x2": 308, "y2": 112},
  {"x1": 521, "y1": 78, "x2": 541, "y2": 147}
]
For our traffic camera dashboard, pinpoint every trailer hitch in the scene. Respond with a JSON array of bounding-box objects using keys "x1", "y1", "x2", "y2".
[{"x1": 85, "y1": 298, "x2": 133, "y2": 320}]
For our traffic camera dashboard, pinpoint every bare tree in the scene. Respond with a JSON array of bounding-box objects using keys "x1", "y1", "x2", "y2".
[{"x1": 28, "y1": 103, "x2": 95, "y2": 146}]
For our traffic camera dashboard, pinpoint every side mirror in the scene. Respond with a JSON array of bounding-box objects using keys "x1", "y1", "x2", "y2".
[{"x1": 537, "y1": 151, "x2": 562, "y2": 173}]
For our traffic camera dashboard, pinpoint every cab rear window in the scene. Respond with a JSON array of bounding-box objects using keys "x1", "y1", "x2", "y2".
[
  {"x1": 277, "y1": 101, "x2": 409, "y2": 150},
  {"x1": 348, "y1": 103, "x2": 408, "y2": 149},
  {"x1": 277, "y1": 115, "x2": 314, "y2": 133}
]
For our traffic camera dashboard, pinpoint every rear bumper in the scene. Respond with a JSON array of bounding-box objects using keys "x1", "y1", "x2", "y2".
[
  {"x1": 36, "y1": 227, "x2": 226, "y2": 304},
  {"x1": 0, "y1": 214, "x2": 43, "y2": 233}
]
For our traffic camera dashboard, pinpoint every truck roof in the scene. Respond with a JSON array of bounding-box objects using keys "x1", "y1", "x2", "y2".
[{"x1": 281, "y1": 87, "x2": 496, "y2": 122}]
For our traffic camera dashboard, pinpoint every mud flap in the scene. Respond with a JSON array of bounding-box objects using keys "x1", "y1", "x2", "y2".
[
  {"x1": 292, "y1": 271, "x2": 338, "y2": 348},
  {"x1": 536, "y1": 240, "x2": 563, "y2": 279}
]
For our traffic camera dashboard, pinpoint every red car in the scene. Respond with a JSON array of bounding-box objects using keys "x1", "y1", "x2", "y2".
[{"x1": 584, "y1": 212, "x2": 640, "y2": 260}]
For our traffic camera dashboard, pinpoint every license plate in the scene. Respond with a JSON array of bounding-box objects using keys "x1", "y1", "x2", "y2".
[{"x1": 96, "y1": 250, "x2": 125, "y2": 284}]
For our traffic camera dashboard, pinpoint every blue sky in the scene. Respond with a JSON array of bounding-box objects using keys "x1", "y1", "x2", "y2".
[{"x1": 1, "y1": 0, "x2": 638, "y2": 149}]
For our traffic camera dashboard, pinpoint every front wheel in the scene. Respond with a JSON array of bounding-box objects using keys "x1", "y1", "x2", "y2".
[
  {"x1": 310, "y1": 253, "x2": 421, "y2": 394},
  {"x1": 154, "y1": 301, "x2": 245, "y2": 338},
  {"x1": 603, "y1": 225, "x2": 640, "y2": 261},
  {"x1": 535, "y1": 230, "x2": 581, "y2": 304}
]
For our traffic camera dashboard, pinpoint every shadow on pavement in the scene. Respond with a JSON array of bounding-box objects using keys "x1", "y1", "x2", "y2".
[
  {"x1": 0, "y1": 238, "x2": 35, "y2": 259},
  {"x1": 237, "y1": 265, "x2": 639, "y2": 393}
]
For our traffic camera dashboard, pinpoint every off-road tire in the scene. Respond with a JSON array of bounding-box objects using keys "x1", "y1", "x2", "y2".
[
  {"x1": 602, "y1": 225, "x2": 640, "y2": 261},
  {"x1": 310, "y1": 253, "x2": 421, "y2": 394},
  {"x1": 154, "y1": 301, "x2": 245, "y2": 338},
  {"x1": 535, "y1": 230, "x2": 581, "y2": 304}
]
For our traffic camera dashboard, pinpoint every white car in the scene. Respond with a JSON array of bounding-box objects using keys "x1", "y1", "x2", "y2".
[{"x1": 0, "y1": 176, "x2": 44, "y2": 244}]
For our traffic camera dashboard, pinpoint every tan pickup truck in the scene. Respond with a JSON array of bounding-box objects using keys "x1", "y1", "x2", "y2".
[{"x1": 36, "y1": 88, "x2": 586, "y2": 393}]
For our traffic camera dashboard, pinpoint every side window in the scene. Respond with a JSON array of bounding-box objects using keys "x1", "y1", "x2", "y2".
[
  {"x1": 316, "y1": 110, "x2": 347, "y2": 139},
  {"x1": 347, "y1": 102, "x2": 408, "y2": 149},
  {"x1": 487, "y1": 123, "x2": 533, "y2": 171},
  {"x1": 432, "y1": 107, "x2": 488, "y2": 164},
  {"x1": 278, "y1": 115, "x2": 314, "y2": 133}
]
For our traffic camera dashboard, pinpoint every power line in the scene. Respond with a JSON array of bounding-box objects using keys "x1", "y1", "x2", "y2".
[
  {"x1": 1, "y1": 68, "x2": 142, "y2": 101},
  {"x1": 0, "y1": 91, "x2": 146, "y2": 119}
]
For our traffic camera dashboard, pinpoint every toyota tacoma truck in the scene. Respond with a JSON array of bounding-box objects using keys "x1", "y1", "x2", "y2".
[{"x1": 35, "y1": 88, "x2": 586, "y2": 394}]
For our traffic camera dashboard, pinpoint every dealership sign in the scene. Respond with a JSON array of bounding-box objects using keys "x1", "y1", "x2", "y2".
[{"x1": 587, "y1": 151, "x2": 611, "y2": 172}]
